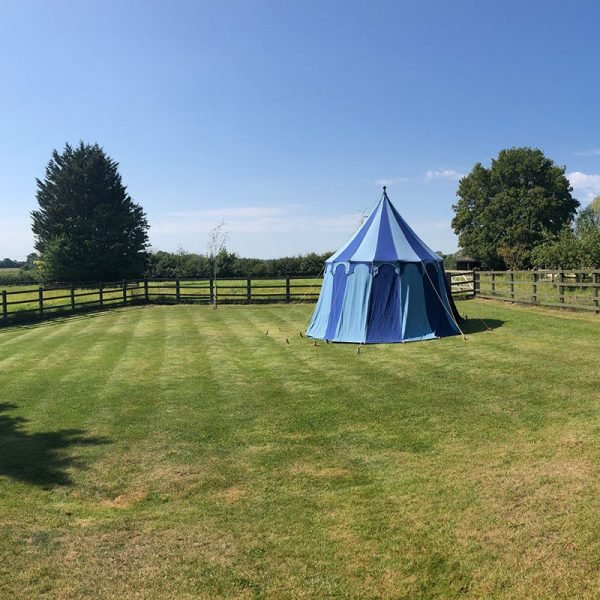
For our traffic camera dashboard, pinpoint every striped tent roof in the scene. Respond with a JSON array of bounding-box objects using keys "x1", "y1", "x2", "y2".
[{"x1": 327, "y1": 190, "x2": 441, "y2": 264}]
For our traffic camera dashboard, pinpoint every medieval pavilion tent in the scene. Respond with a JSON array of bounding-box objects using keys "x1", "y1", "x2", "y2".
[{"x1": 306, "y1": 188, "x2": 462, "y2": 343}]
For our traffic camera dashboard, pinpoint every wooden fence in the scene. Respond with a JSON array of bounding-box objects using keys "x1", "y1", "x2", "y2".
[
  {"x1": 0, "y1": 277, "x2": 322, "y2": 325},
  {"x1": 472, "y1": 270, "x2": 600, "y2": 312},
  {"x1": 1, "y1": 270, "x2": 597, "y2": 326}
]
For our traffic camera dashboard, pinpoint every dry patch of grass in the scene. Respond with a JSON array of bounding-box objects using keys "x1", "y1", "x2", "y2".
[
  {"x1": 289, "y1": 462, "x2": 352, "y2": 479},
  {"x1": 101, "y1": 489, "x2": 149, "y2": 510}
]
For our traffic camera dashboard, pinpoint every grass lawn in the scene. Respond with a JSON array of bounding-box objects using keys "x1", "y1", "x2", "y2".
[{"x1": 0, "y1": 300, "x2": 599, "y2": 598}]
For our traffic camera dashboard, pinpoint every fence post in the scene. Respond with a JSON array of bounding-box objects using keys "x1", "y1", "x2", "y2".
[
  {"x1": 176, "y1": 278, "x2": 181, "y2": 303},
  {"x1": 473, "y1": 270, "x2": 480, "y2": 296},
  {"x1": 1, "y1": 290, "x2": 7, "y2": 323},
  {"x1": 491, "y1": 273, "x2": 496, "y2": 295},
  {"x1": 594, "y1": 272, "x2": 599, "y2": 314},
  {"x1": 510, "y1": 271, "x2": 515, "y2": 301},
  {"x1": 246, "y1": 278, "x2": 251, "y2": 304},
  {"x1": 144, "y1": 277, "x2": 149, "y2": 302},
  {"x1": 532, "y1": 272, "x2": 538, "y2": 304},
  {"x1": 39, "y1": 287, "x2": 44, "y2": 317},
  {"x1": 558, "y1": 271, "x2": 564, "y2": 305},
  {"x1": 210, "y1": 278, "x2": 214, "y2": 304},
  {"x1": 71, "y1": 284, "x2": 75, "y2": 311},
  {"x1": 122, "y1": 280, "x2": 127, "y2": 304},
  {"x1": 286, "y1": 276, "x2": 291, "y2": 303},
  {"x1": 99, "y1": 281, "x2": 103, "y2": 307}
]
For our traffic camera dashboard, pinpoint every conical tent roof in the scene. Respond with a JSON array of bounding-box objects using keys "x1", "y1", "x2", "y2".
[
  {"x1": 307, "y1": 188, "x2": 461, "y2": 344},
  {"x1": 327, "y1": 189, "x2": 441, "y2": 264}
]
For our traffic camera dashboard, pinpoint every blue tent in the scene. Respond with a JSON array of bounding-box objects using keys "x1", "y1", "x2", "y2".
[{"x1": 307, "y1": 188, "x2": 461, "y2": 343}]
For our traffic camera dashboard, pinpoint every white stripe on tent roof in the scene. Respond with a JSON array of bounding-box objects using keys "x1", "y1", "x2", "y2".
[
  {"x1": 326, "y1": 198, "x2": 382, "y2": 263},
  {"x1": 384, "y1": 201, "x2": 422, "y2": 262},
  {"x1": 388, "y1": 201, "x2": 441, "y2": 261},
  {"x1": 349, "y1": 200, "x2": 385, "y2": 262}
]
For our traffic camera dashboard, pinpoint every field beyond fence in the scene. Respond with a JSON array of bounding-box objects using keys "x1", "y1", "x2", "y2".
[{"x1": 1, "y1": 270, "x2": 599, "y2": 325}]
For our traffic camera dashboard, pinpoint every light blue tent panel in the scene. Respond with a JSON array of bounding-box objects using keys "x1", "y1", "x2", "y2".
[
  {"x1": 306, "y1": 267, "x2": 334, "y2": 339},
  {"x1": 334, "y1": 264, "x2": 372, "y2": 343}
]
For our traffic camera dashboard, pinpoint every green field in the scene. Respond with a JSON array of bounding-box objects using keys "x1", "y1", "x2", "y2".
[{"x1": 1, "y1": 300, "x2": 599, "y2": 598}]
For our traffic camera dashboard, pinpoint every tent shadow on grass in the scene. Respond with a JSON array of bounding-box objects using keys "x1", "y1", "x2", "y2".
[
  {"x1": 461, "y1": 317, "x2": 505, "y2": 334},
  {"x1": 0, "y1": 402, "x2": 110, "y2": 487}
]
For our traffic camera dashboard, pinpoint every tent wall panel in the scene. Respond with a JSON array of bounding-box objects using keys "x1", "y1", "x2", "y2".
[
  {"x1": 324, "y1": 264, "x2": 348, "y2": 340},
  {"x1": 401, "y1": 263, "x2": 435, "y2": 341},
  {"x1": 334, "y1": 264, "x2": 372, "y2": 343},
  {"x1": 366, "y1": 264, "x2": 402, "y2": 343},
  {"x1": 306, "y1": 268, "x2": 334, "y2": 339}
]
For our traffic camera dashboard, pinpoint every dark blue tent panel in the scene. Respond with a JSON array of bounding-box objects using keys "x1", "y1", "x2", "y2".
[
  {"x1": 366, "y1": 264, "x2": 401, "y2": 343},
  {"x1": 306, "y1": 190, "x2": 460, "y2": 343}
]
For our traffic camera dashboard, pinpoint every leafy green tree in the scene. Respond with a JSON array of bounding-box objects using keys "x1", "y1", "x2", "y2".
[
  {"x1": 576, "y1": 196, "x2": 600, "y2": 235},
  {"x1": 32, "y1": 142, "x2": 149, "y2": 281},
  {"x1": 437, "y1": 250, "x2": 460, "y2": 269},
  {"x1": 531, "y1": 229, "x2": 581, "y2": 268},
  {"x1": 531, "y1": 199, "x2": 600, "y2": 269},
  {"x1": 0, "y1": 258, "x2": 19, "y2": 268},
  {"x1": 146, "y1": 250, "x2": 333, "y2": 278},
  {"x1": 580, "y1": 230, "x2": 600, "y2": 267},
  {"x1": 23, "y1": 252, "x2": 39, "y2": 271},
  {"x1": 299, "y1": 252, "x2": 325, "y2": 275},
  {"x1": 452, "y1": 148, "x2": 579, "y2": 269}
]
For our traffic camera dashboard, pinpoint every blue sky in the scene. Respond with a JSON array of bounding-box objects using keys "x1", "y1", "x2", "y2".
[{"x1": 1, "y1": 0, "x2": 600, "y2": 260}]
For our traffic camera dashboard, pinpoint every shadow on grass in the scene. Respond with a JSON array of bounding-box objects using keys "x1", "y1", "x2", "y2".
[
  {"x1": 0, "y1": 402, "x2": 110, "y2": 487},
  {"x1": 0, "y1": 303, "x2": 149, "y2": 334},
  {"x1": 461, "y1": 317, "x2": 505, "y2": 334}
]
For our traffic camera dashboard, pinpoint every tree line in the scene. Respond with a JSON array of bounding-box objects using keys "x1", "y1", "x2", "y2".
[
  {"x1": 0, "y1": 250, "x2": 332, "y2": 285},
  {"x1": 147, "y1": 250, "x2": 332, "y2": 279},
  {"x1": 9, "y1": 142, "x2": 600, "y2": 284}
]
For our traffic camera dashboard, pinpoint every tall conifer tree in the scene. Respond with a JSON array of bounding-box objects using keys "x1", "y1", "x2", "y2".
[{"x1": 32, "y1": 142, "x2": 149, "y2": 281}]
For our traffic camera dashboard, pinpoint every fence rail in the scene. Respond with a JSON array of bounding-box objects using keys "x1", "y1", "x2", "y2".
[
  {"x1": 1, "y1": 270, "x2": 598, "y2": 326},
  {"x1": 0, "y1": 277, "x2": 323, "y2": 325},
  {"x1": 472, "y1": 269, "x2": 600, "y2": 312}
]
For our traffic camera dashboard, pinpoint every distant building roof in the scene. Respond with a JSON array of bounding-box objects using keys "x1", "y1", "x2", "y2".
[{"x1": 455, "y1": 255, "x2": 479, "y2": 262}]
